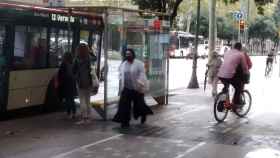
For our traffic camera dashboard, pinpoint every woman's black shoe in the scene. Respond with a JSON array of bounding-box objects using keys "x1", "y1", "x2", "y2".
[{"x1": 140, "y1": 116, "x2": 146, "y2": 124}]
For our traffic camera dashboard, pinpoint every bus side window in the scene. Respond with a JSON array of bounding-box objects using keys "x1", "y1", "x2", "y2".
[
  {"x1": 0, "y1": 26, "x2": 4, "y2": 59},
  {"x1": 0, "y1": 26, "x2": 5, "y2": 70},
  {"x1": 49, "y1": 29, "x2": 73, "y2": 67},
  {"x1": 13, "y1": 26, "x2": 47, "y2": 70},
  {"x1": 80, "y1": 30, "x2": 90, "y2": 45}
]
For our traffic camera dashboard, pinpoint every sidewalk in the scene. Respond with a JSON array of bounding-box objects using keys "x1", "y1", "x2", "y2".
[
  {"x1": 0, "y1": 87, "x2": 212, "y2": 158},
  {"x1": 2, "y1": 82, "x2": 280, "y2": 158}
]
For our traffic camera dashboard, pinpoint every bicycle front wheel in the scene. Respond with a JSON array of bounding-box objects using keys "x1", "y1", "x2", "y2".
[
  {"x1": 214, "y1": 92, "x2": 229, "y2": 122},
  {"x1": 234, "y1": 90, "x2": 252, "y2": 117}
]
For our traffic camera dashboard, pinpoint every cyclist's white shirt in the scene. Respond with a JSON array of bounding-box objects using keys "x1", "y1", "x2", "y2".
[{"x1": 218, "y1": 49, "x2": 249, "y2": 79}]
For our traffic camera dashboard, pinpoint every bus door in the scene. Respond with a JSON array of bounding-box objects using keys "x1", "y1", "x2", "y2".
[{"x1": 0, "y1": 25, "x2": 7, "y2": 113}]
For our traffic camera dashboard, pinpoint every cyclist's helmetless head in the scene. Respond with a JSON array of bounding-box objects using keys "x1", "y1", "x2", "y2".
[{"x1": 234, "y1": 42, "x2": 242, "y2": 51}]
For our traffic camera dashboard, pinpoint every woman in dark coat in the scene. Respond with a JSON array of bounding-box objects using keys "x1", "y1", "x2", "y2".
[
  {"x1": 58, "y1": 53, "x2": 77, "y2": 119},
  {"x1": 113, "y1": 48, "x2": 153, "y2": 128}
]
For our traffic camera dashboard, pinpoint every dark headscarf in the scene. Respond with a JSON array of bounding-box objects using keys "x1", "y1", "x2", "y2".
[{"x1": 125, "y1": 48, "x2": 136, "y2": 61}]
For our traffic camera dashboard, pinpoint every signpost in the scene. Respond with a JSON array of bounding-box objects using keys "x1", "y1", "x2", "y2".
[
  {"x1": 233, "y1": 11, "x2": 244, "y2": 21},
  {"x1": 232, "y1": 11, "x2": 244, "y2": 42}
]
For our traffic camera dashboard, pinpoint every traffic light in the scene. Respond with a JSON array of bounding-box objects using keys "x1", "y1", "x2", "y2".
[{"x1": 240, "y1": 20, "x2": 245, "y2": 31}]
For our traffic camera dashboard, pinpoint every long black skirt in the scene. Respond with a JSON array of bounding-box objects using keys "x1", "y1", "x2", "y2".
[{"x1": 113, "y1": 88, "x2": 153, "y2": 124}]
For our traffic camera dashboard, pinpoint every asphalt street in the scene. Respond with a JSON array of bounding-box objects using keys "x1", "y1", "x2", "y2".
[{"x1": 1, "y1": 56, "x2": 280, "y2": 158}]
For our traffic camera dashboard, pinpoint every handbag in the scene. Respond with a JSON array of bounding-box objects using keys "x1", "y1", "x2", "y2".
[
  {"x1": 91, "y1": 67, "x2": 99, "y2": 95},
  {"x1": 136, "y1": 77, "x2": 149, "y2": 94}
]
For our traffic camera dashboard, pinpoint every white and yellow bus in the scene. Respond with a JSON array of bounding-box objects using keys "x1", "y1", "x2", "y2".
[{"x1": 0, "y1": 3, "x2": 104, "y2": 115}]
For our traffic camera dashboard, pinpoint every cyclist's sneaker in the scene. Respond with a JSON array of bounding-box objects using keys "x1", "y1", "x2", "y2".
[{"x1": 217, "y1": 101, "x2": 225, "y2": 112}]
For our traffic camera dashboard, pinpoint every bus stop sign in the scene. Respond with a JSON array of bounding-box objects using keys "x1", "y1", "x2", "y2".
[{"x1": 233, "y1": 11, "x2": 244, "y2": 21}]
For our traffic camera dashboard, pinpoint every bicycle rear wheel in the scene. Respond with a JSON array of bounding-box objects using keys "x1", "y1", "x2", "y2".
[
  {"x1": 234, "y1": 90, "x2": 252, "y2": 117},
  {"x1": 265, "y1": 65, "x2": 270, "y2": 77},
  {"x1": 214, "y1": 92, "x2": 229, "y2": 122}
]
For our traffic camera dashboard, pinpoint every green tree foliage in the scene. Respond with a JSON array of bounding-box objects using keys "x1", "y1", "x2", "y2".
[
  {"x1": 223, "y1": 0, "x2": 274, "y2": 14},
  {"x1": 273, "y1": 0, "x2": 280, "y2": 27},
  {"x1": 131, "y1": 0, "x2": 183, "y2": 25},
  {"x1": 132, "y1": 0, "x2": 273, "y2": 26},
  {"x1": 272, "y1": 0, "x2": 280, "y2": 48},
  {"x1": 216, "y1": 16, "x2": 238, "y2": 41},
  {"x1": 189, "y1": 15, "x2": 209, "y2": 38},
  {"x1": 248, "y1": 16, "x2": 278, "y2": 53},
  {"x1": 189, "y1": 14, "x2": 238, "y2": 40},
  {"x1": 223, "y1": 0, "x2": 273, "y2": 5},
  {"x1": 248, "y1": 16, "x2": 277, "y2": 40}
]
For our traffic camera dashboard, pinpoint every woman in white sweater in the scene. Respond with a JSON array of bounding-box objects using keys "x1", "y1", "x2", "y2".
[{"x1": 113, "y1": 48, "x2": 153, "y2": 128}]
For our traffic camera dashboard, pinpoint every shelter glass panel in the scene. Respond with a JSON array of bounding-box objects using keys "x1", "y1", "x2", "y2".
[
  {"x1": 89, "y1": 33, "x2": 104, "y2": 107},
  {"x1": 106, "y1": 9, "x2": 123, "y2": 102}
]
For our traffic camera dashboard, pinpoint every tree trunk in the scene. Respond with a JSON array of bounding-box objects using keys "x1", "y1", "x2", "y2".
[
  {"x1": 185, "y1": 11, "x2": 192, "y2": 33},
  {"x1": 188, "y1": 0, "x2": 200, "y2": 89},
  {"x1": 261, "y1": 39, "x2": 265, "y2": 55},
  {"x1": 208, "y1": 0, "x2": 216, "y2": 62},
  {"x1": 161, "y1": 0, "x2": 167, "y2": 12}
]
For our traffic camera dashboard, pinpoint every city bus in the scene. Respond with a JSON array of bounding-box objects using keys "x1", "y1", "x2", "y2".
[
  {"x1": 169, "y1": 31, "x2": 194, "y2": 58},
  {"x1": 169, "y1": 31, "x2": 208, "y2": 58},
  {"x1": 0, "y1": 3, "x2": 104, "y2": 114}
]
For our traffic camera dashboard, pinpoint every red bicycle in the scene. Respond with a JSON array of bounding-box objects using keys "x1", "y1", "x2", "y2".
[{"x1": 214, "y1": 86, "x2": 252, "y2": 122}]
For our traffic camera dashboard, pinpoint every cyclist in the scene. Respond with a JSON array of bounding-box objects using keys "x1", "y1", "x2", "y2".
[
  {"x1": 218, "y1": 43, "x2": 249, "y2": 108},
  {"x1": 266, "y1": 50, "x2": 274, "y2": 73}
]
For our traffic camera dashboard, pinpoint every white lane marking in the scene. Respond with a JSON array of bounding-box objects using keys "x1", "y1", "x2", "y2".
[
  {"x1": 174, "y1": 142, "x2": 206, "y2": 158},
  {"x1": 169, "y1": 102, "x2": 186, "y2": 105},
  {"x1": 51, "y1": 134, "x2": 123, "y2": 158}
]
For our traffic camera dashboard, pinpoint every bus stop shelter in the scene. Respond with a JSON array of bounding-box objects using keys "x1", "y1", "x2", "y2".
[{"x1": 65, "y1": 7, "x2": 171, "y2": 120}]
